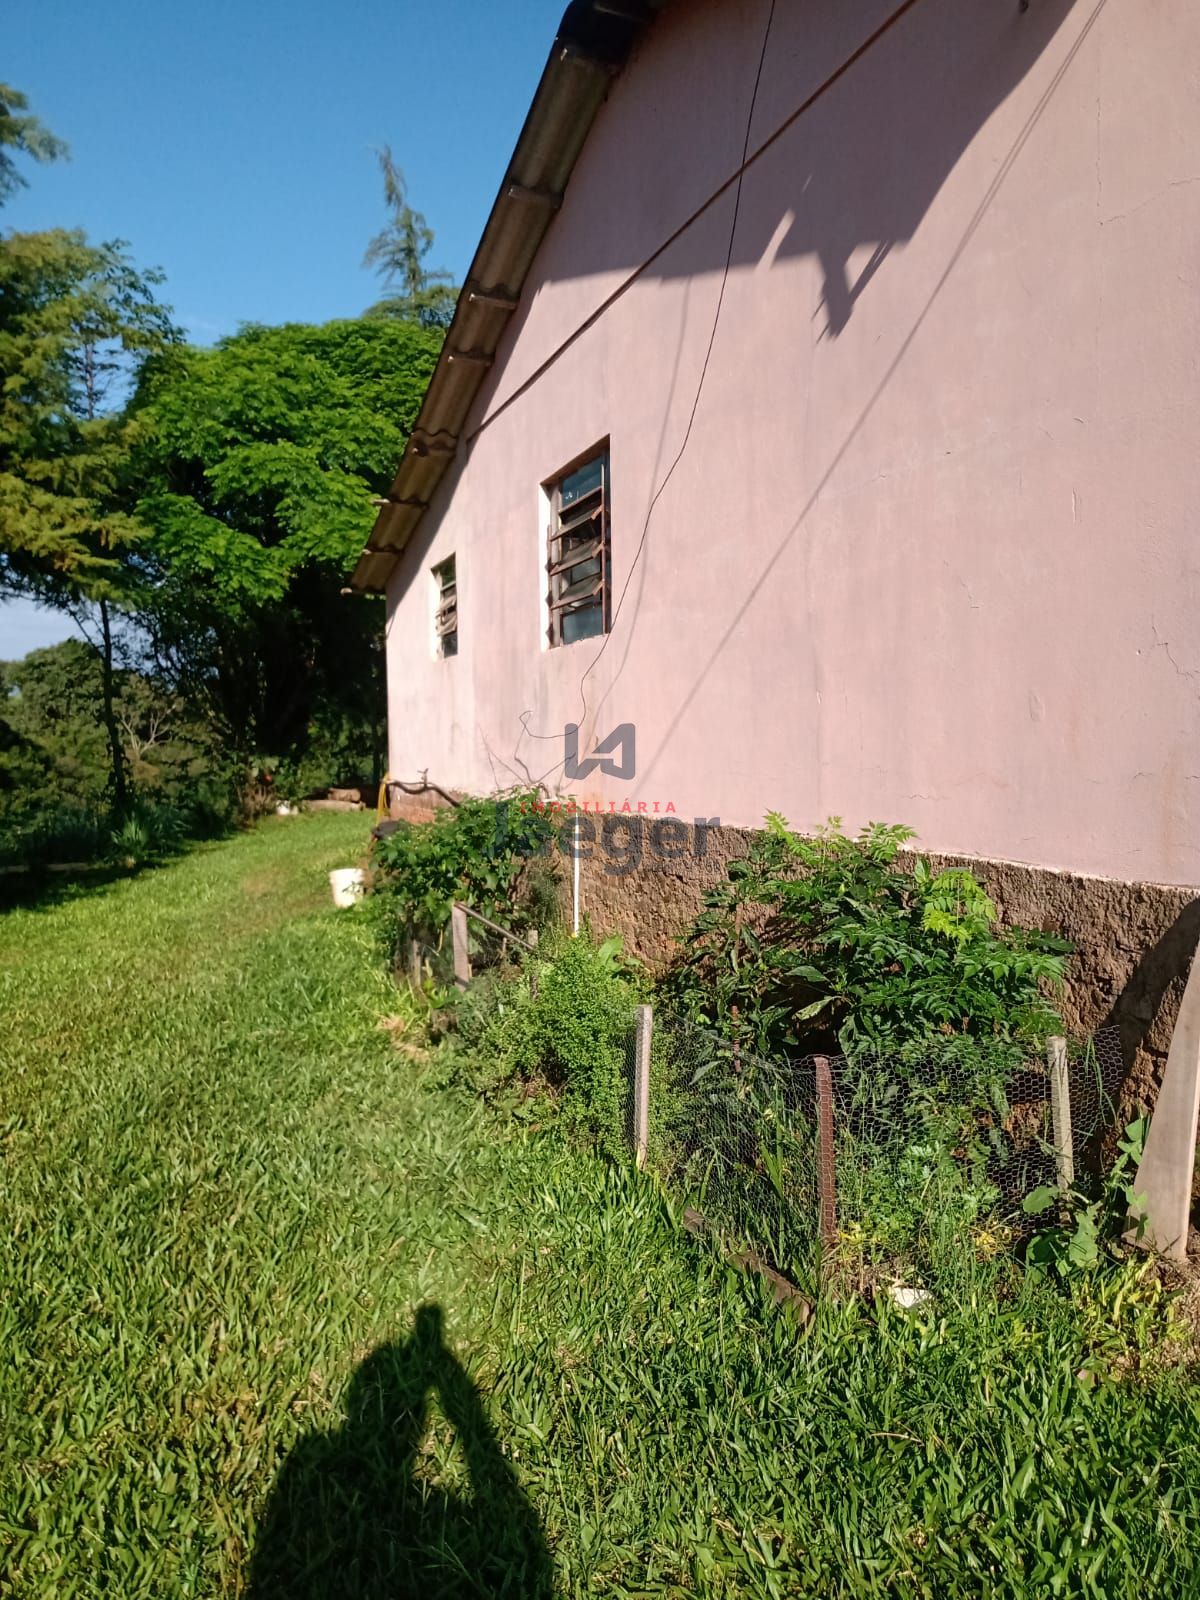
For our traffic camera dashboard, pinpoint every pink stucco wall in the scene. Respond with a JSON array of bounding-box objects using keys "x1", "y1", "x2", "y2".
[{"x1": 385, "y1": 0, "x2": 1200, "y2": 888}]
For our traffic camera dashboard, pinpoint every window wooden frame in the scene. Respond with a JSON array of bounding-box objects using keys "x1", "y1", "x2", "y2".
[
  {"x1": 546, "y1": 447, "x2": 610, "y2": 648},
  {"x1": 432, "y1": 554, "x2": 457, "y2": 658}
]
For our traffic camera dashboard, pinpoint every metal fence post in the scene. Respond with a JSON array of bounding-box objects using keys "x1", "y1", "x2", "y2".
[
  {"x1": 451, "y1": 903, "x2": 471, "y2": 990},
  {"x1": 1047, "y1": 1035, "x2": 1074, "y2": 1191},
  {"x1": 634, "y1": 1004, "x2": 653, "y2": 1169},
  {"x1": 814, "y1": 1055, "x2": 838, "y2": 1257}
]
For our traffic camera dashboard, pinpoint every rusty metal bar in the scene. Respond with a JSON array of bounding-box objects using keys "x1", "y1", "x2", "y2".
[
  {"x1": 453, "y1": 901, "x2": 538, "y2": 950},
  {"x1": 815, "y1": 1055, "x2": 838, "y2": 1259},
  {"x1": 466, "y1": 284, "x2": 520, "y2": 310},
  {"x1": 506, "y1": 182, "x2": 563, "y2": 208}
]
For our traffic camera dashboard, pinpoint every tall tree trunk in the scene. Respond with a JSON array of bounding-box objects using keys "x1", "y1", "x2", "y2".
[{"x1": 98, "y1": 598, "x2": 128, "y2": 814}]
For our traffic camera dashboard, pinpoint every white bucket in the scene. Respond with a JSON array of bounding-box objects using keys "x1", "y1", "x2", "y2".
[{"x1": 329, "y1": 867, "x2": 366, "y2": 908}]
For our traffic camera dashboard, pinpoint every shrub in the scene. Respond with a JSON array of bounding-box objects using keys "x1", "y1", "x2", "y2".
[
  {"x1": 110, "y1": 799, "x2": 189, "y2": 866},
  {"x1": 663, "y1": 815, "x2": 1071, "y2": 1057},
  {"x1": 452, "y1": 930, "x2": 644, "y2": 1154},
  {"x1": 0, "y1": 807, "x2": 111, "y2": 869},
  {"x1": 369, "y1": 791, "x2": 557, "y2": 963},
  {"x1": 0, "y1": 794, "x2": 228, "y2": 877}
]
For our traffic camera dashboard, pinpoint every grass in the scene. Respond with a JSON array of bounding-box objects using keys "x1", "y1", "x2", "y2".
[{"x1": 1, "y1": 815, "x2": 1199, "y2": 1597}]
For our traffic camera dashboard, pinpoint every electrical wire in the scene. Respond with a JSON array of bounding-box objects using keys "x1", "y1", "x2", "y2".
[
  {"x1": 518, "y1": 0, "x2": 779, "y2": 785},
  {"x1": 473, "y1": 0, "x2": 926, "y2": 451}
]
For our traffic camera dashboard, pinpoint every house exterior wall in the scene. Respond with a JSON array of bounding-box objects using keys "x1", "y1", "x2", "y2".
[{"x1": 385, "y1": 0, "x2": 1200, "y2": 894}]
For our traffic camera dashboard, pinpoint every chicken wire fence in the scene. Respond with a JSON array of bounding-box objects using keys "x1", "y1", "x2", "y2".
[
  {"x1": 403, "y1": 906, "x2": 1126, "y2": 1290},
  {"x1": 625, "y1": 1012, "x2": 1124, "y2": 1290},
  {"x1": 402, "y1": 935, "x2": 456, "y2": 991},
  {"x1": 401, "y1": 904, "x2": 537, "y2": 994}
]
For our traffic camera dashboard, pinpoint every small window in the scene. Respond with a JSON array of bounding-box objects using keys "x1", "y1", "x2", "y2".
[
  {"x1": 546, "y1": 447, "x2": 610, "y2": 647},
  {"x1": 432, "y1": 555, "x2": 457, "y2": 658}
]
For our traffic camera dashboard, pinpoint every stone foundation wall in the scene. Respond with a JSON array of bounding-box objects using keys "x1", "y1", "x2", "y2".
[
  {"x1": 380, "y1": 794, "x2": 1199, "y2": 1125},
  {"x1": 562, "y1": 820, "x2": 1200, "y2": 1124}
]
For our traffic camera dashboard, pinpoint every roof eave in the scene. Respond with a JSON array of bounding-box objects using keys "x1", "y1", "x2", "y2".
[{"x1": 350, "y1": 0, "x2": 662, "y2": 594}]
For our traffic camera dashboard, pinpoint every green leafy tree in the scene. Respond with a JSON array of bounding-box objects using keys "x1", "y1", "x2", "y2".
[
  {"x1": 0, "y1": 639, "x2": 215, "y2": 865},
  {"x1": 132, "y1": 317, "x2": 442, "y2": 777},
  {"x1": 362, "y1": 146, "x2": 458, "y2": 329},
  {"x1": 0, "y1": 228, "x2": 178, "y2": 808},
  {"x1": 1, "y1": 640, "x2": 111, "y2": 811},
  {"x1": 0, "y1": 89, "x2": 66, "y2": 809},
  {"x1": 0, "y1": 83, "x2": 67, "y2": 206}
]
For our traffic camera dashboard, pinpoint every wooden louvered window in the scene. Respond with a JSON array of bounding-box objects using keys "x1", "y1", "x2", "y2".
[
  {"x1": 547, "y1": 449, "x2": 610, "y2": 648},
  {"x1": 433, "y1": 555, "x2": 457, "y2": 658}
]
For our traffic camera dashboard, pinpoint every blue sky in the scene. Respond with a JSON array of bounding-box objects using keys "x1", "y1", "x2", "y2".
[{"x1": 2, "y1": 0, "x2": 564, "y2": 657}]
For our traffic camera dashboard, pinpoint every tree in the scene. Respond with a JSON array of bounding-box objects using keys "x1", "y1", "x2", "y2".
[
  {"x1": 0, "y1": 231, "x2": 177, "y2": 585},
  {"x1": 0, "y1": 228, "x2": 179, "y2": 808},
  {"x1": 0, "y1": 83, "x2": 67, "y2": 206},
  {"x1": 1, "y1": 640, "x2": 114, "y2": 818},
  {"x1": 0, "y1": 639, "x2": 211, "y2": 851},
  {"x1": 362, "y1": 146, "x2": 458, "y2": 329},
  {"x1": 132, "y1": 317, "x2": 442, "y2": 782}
]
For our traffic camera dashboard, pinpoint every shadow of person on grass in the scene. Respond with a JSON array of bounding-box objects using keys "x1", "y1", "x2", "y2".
[{"x1": 247, "y1": 1306, "x2": 553, "y2": 1599}]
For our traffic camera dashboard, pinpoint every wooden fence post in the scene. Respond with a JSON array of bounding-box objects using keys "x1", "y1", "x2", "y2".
[
  {"x1": 1130, "y1": 933, "x2": 1200, "y2": 1260},
  {"x1": 814, "y1": 1055, "x2": 838, "y2": 1258},
  {"x1": 634, "y1": 1004, "x2": 653, "y2": 1169},
  {"x1": 1048, "y1": 1035, "x2": 1073, "y2": 1191},
  {"x1": 451, "y1": 903, "x2": 471, "y2": 990},
  {"x1": 408, "y1": 939, "x2": 422, "y2": 991}
]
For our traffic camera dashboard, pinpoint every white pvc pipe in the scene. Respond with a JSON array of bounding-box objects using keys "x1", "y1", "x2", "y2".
[{"x1": 572, "y1": 811, "x2": 581, "y2": 936}]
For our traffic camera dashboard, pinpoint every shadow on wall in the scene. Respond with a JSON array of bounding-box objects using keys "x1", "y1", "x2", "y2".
[
  {"x1": 545, "y1": 0, "x2": 1081, "y2": 338},
  {"x1": 1104, "y1": 898, "x2": 1200, "y2": 1102},
  {"x1": 247, "y1": 1306, "x2": 553, "y2": 1600}
]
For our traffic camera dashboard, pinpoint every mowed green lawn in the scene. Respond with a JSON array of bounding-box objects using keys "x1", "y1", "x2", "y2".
[{"x1": 2, "y1": 816, "x2": 1199, "y2": 1599}]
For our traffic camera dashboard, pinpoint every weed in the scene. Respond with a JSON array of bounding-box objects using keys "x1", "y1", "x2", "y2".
[
  {"x1": 450, "y1": 928, "x2": 643, "y2": 1153},
  {"x1": 1023, "y1": 1117, "x2": 1149, "y2": 1280}
]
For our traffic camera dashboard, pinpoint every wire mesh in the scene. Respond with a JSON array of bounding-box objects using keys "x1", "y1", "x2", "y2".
[
  {"x1": 400, "y1": 912, "x2": 534, "y2": 995},
  {"x1": 644, "y1": 1019, "x2": 820, "y2": 1287},
  {"x1": 460, "y1": 913, "x2": 528, "y2": 980},
  {"x1": 632, "y1": 1014, "x2": 1124, "y2": 1291}
]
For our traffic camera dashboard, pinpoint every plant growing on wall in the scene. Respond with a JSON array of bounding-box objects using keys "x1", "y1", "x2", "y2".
[{"x1": 662, "y1": 815, "x2": 1071, "y2": 1058}]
